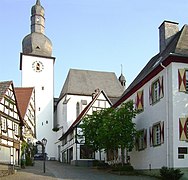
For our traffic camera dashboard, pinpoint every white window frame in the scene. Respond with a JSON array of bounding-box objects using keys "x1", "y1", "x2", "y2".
[
  {"x1": 152, "y1": 79, "x2": 160, "y2": 104},
  {"x1": 153, "y1": 123, "x2": 161, "y2": 146}
]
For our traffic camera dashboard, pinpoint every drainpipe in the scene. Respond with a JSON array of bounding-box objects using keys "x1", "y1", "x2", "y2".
[
  {"x1": 75, "y1": 127, "x2": 78, "y2": 166},
  {"x1": 160, "y1": 63, "x2": 169, "y2": 167}
]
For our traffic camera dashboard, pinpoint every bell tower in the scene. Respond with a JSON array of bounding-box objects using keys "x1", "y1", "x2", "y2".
[{"x1": 20, "y1": 0, "x2": 56, "y2": 159}]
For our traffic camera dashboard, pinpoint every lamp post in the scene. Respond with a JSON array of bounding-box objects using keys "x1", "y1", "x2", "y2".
[{"x1": 41, "y1": 138, "x2": 47, "y2": 173}]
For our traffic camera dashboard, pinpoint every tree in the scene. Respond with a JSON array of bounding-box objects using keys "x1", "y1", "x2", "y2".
[{"x1": 80, "y1": 100, "x2": 138, "y2": 165}]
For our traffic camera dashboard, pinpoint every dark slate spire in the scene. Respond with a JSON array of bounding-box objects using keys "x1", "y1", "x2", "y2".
[
  {"x1": 31, "y1": 0, "x2": 45, "y2": 34},
  {"x1": 119, "y1": 65, "x2": 126, "y2": 90},
  {"x1": 22, "y1": 0, "x2": 52, "y2": 57},
  {"x1": 36, "y1": 0, "x2": 41, "y2": 6}
]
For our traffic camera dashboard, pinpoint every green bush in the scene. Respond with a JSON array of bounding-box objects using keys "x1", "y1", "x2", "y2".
[
  {"x1": 113, "y1": 164, "x2": 134, "y2": 172},
  {"x1": 160, "y1": 166, "x2": 184, "y2": 180},
  {"x1": 93, "y1": 160, "x2": 109, "y2": 168}
]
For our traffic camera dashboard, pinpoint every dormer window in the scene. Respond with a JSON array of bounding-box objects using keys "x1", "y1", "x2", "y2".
[{"x1": 76, "y1": 102, "x2": 80, "y2": 117}]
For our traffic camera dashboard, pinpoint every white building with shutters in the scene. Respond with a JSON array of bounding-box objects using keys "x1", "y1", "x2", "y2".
[{"x1": 114, "y1": 21, "x2": 188, "y2": 170}]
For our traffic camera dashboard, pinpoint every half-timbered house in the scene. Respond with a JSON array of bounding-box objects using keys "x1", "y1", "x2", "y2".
[
  {"x1": 58, "y1": 89, "x2": 112, "y2": 166},
  {"x1": 0, "y1": 81, "x2": 22, "y2": 166}
]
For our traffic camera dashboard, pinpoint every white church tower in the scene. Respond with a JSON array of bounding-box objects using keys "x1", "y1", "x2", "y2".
[{"x1": 20, "y1": 0, "x2": 56, "y2": 159}]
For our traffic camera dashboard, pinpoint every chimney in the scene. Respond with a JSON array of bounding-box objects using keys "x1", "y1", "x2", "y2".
[{"x1": 159, "y1": 20, "x2": 179, "y2": 53}]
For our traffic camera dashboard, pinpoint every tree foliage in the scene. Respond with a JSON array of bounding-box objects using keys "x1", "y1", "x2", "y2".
[{"x1": 80, "y1": 101, "x2": 138, "y2": 163}]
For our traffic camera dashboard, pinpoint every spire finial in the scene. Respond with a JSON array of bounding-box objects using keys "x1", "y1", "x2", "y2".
[
  {"x1": 119, "y1": 64, "x2": 126, "y2": 89},
  {"x1": 36, "y1": 0, "x2": 41, "y2": 6},
  {"x1": 121, "y1": 64, "x2": 123, "y2": 74}
]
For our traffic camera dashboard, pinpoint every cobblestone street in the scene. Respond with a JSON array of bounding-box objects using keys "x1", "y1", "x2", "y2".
[{"x1": 0, "y1": 161, "x2": 159, "y2": 180}]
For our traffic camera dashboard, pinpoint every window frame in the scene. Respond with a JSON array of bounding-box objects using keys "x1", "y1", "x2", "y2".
[
  {"x1": 185, "y1": 70, "x2": 188, "y2": 92},
  {"x1": 138, "y1": 130, "x2": 145, "y2": 151},
  {"x1": 153, "y1": 123, "x2": 161, "y2": 146},
  {"x1": 80, "y1": 145, "x2": 95, "y2": 159},
  {"x1": 152, "y1": 79, "x2": 160, "y2": 104}
]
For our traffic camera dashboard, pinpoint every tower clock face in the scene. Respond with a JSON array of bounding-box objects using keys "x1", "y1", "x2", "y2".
[{"x1": 32, "y1": 61, "x2": 44, "y2": 72}]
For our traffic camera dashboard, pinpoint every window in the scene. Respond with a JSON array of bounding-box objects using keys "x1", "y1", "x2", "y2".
[
  {"x1": 149, "y1": 76, "x2": 164, "y2": 105},
  {"x1": 76, "y1": 102, "x2": 80, "y2": 117},
  {"x1": 178, "y1": 69, "x2": 188, "y2": 92},
  {"x1": 1, "y1": 116, "x2": 7, "y2": 131},
  {"x1": 150, "y1": 122, "x2": 164, "y2": 147},
  {"x1": 69, "y1": 131, "x2": 74, "y2": 141},
  {"x1": 107, "y1": 149, "x2": 118, "y2": 161},
  {"x1": 80, "y1": 145, "x2": 94, "y2": 159},
  {"x1": 136, "y1": 129, "x2": 147, "y2": 151},
  {"x1": 152, "y1": 80, "x2": 160, "y2": 103},
  {"x1": 138, "y1": 132, "x2": 144, "y2": 150},
  {"x1": 186, "y1": 71, "x2": 188, "y2": 91},
  {"x1": 14, "y1": 123, "x2": 19, "y2": 135},
  {"x1": 62, "y1": 137, "x2": 67, "y2": 146},
  {"x1": 153, "y1": 124, "x2": 161, "y2": 146}
]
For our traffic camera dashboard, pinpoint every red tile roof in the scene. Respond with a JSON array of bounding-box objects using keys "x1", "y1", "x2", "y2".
[{"x1": 14, "y1": 87, "x2": 34, "y2": 119}]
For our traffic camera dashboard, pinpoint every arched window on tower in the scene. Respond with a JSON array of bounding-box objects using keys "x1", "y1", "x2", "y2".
[{"x1": 76, "y1": 102, "x2": 80, "y2": 118}]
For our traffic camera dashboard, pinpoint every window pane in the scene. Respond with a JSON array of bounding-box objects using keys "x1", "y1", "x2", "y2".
[
  {"x1": 152, "y1": 80, "x2": 160, "y2": 103},
  {"x1": 186, "y1": 71, "x2": 188, "y2": 91},
  {"x1": 153, "y1": 124, "x2": 161, "y2": 146},
  {"x1": 80, "y1": 145, "x2": 94, "y2": 159}
]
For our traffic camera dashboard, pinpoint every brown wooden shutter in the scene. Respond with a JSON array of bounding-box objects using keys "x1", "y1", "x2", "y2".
[
  {"x1": 179, "y1": 118, "x2": 187, "y2": 141},
  {"x1": 149, "y1": 85, "x2": 152, "y2": 105},
  {"x1": 149, "y1": 126, "x2": 153, "y2": 146},
  {"x1": 178, "y1": 69, "x2": 186, "y2": 92},
  {"x1": 159, "y1": 76, "x2": 164, "y2": 98},
  {"x1": 135, "y1": 137, "x2": 138, "y2": 151},
  {"x1": 160, "y1": 121, "x2": 164, "y2": 144},
  {"x1": 144, "y1": 129, "x2": 147, "y2": 148},
  {"x1": 136, "y1": 90, "x2": 144, "y2": 110}
]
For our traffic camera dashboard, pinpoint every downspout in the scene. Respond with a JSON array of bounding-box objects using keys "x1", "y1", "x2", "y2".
[
  {"x1": 160, "y1": 63, "x2": 169, "y2": 167},
  {"x1": 75, "y1": 127, "x2": 78, "y2": 166}
]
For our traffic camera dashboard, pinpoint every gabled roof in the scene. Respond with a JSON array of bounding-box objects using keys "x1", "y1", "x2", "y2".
[
  {"x1": 59, "y1": 89, "x2": 112, "y2": 141},
  {"x1": 0, "y1": 81, "x2": 13, "y2": 102},
  {"x1": 0, "y1": 81, "x2": 23, "y2": 125},
  {"x1": 114, "y1": 24, "x2": 188, "y2": 107},
  {"x1": 14, "y1": 87, "x2": 34, "y2": 119},
  {"x1": 59, "y1": 69, "x2": 124, "y2": 101}
]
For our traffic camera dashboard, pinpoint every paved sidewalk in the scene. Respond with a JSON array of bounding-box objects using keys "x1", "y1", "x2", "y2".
[
  {"x1": 0, "y1": 161, "x2": 159, "y2": 180},
  {"x1": 1, "y1": 161, "x2": 56, "y2": 180}
]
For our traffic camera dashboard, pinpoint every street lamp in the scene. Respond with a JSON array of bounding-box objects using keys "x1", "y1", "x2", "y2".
[{"x1": 41, "y1": 138, "x2": 47, "y2": 173}]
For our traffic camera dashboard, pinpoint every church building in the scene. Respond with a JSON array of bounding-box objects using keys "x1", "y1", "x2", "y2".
[{"x1": 19, "y1": 0, "x2": 125, "y2": 161}]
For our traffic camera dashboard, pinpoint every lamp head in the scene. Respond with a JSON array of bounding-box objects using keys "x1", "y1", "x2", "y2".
[{"x1": 41, "y1": 138, "x2": 47, "y2": 146}]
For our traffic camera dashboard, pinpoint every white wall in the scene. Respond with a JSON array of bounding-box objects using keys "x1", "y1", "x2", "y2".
[
  {"x1": 171, "y1": 62, "x2": 188, "y2": 168},
  {"x1": 21, "y1": 54, "x2": 56, "y2": 159},
  {"x1": 127, "y1": 69, "x2": 168, "y2": 170}
]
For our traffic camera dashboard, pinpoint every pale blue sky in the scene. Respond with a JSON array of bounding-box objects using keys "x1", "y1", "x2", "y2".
[{"x1": 0, "y1": 0, "x2": 188, "y2": 97}]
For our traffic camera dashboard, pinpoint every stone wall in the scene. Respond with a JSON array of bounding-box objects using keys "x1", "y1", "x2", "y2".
[{"x1": 0, "y1": 164, "x2": 15, "y2": 177}]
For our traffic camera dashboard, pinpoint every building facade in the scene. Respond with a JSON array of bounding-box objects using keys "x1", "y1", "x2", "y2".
[
  {"x1": 58, "y1": 89, "x2": 112, "y2": 166},
  {"x1": 0, "y1": 81, "x2": 22, "y2": 166},
  {"x1": 114, "y1": 21, "x2": 188, "y2": 170}
]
